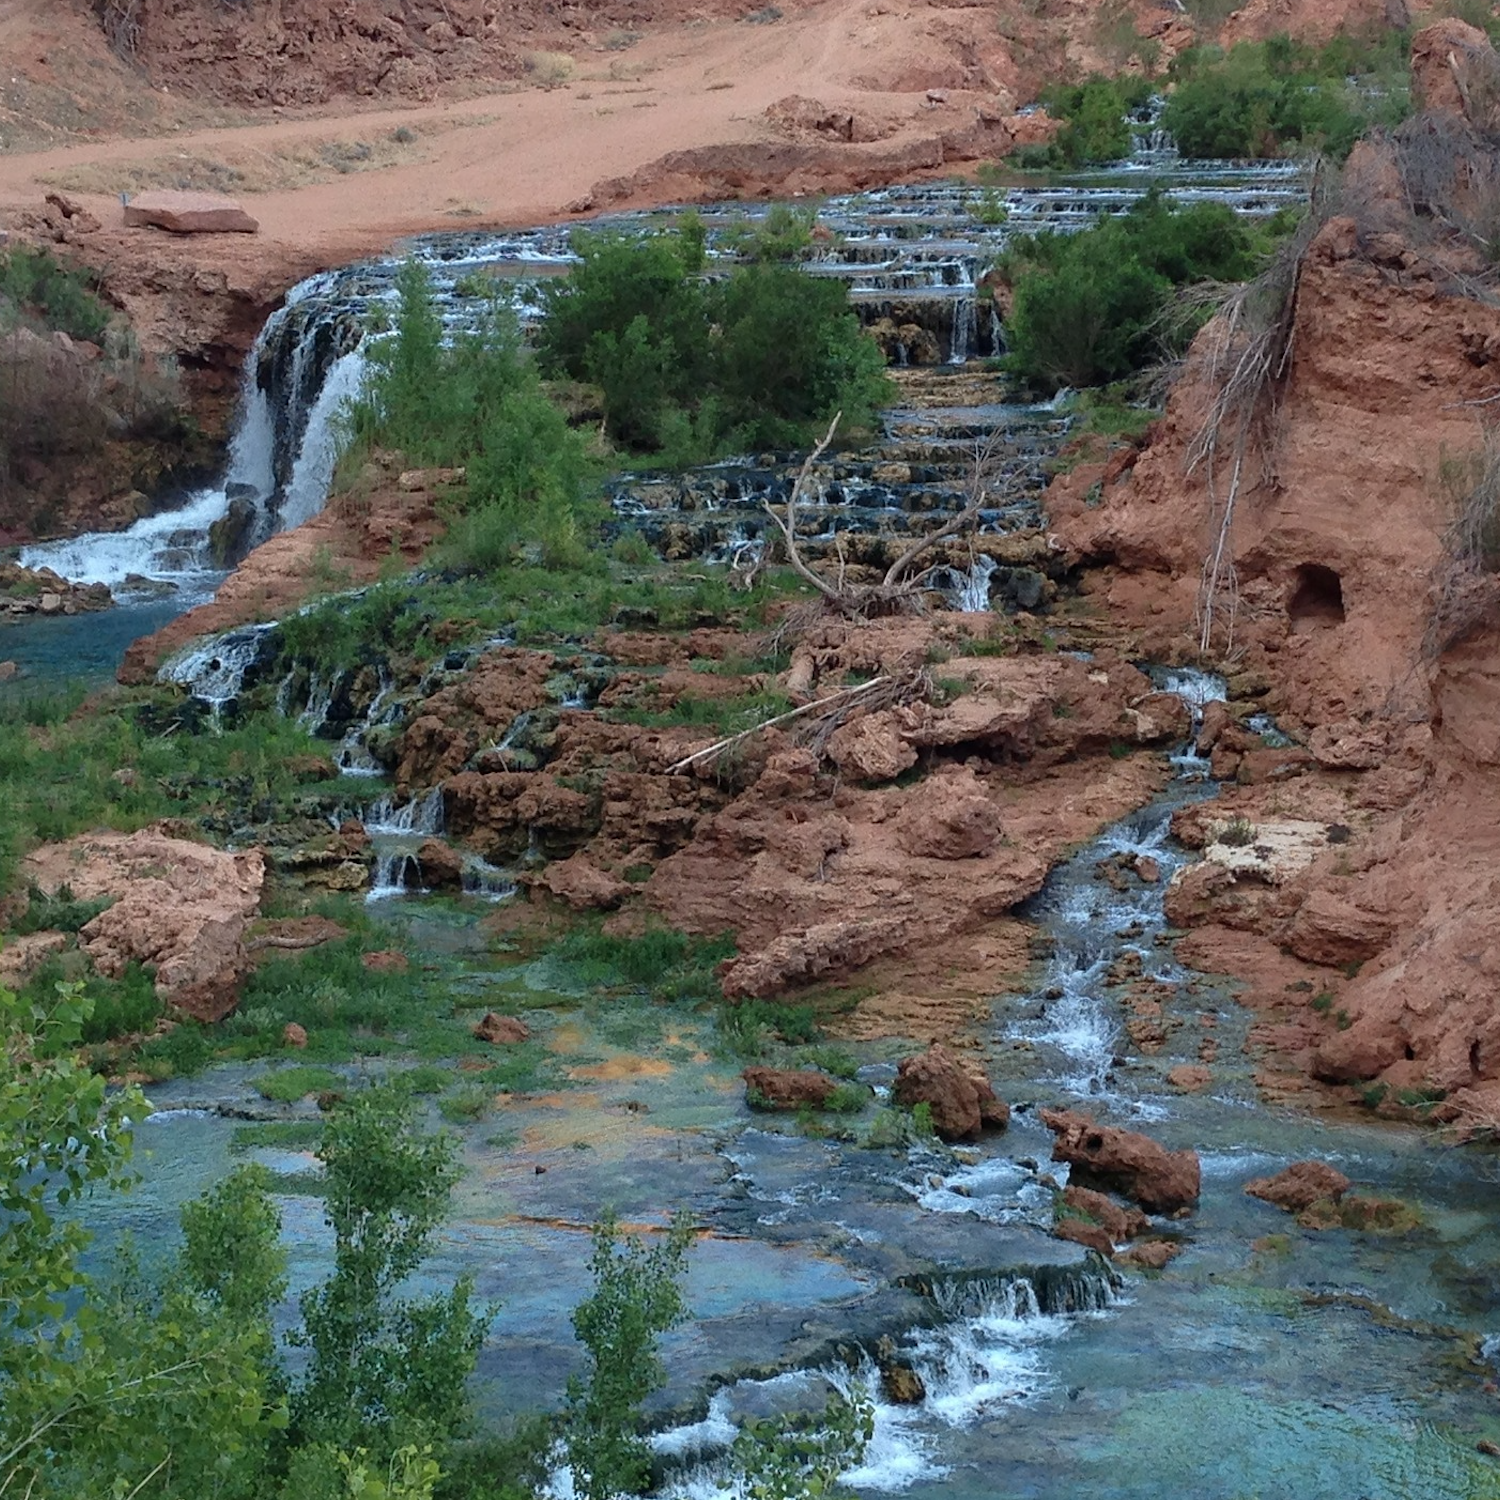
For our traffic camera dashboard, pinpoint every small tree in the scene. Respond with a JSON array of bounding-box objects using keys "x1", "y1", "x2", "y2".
[
  {"x1": 292, "y1": 1087, "x2": 486, "y2": 1456},
  {"x1": 562, "y1": 1210, "x2": 696, "y2": 1500}
]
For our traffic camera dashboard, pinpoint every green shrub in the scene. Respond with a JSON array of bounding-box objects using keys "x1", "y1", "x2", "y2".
[
  {"x1": 823, "y1": 1082, "x2": 872, "y2": 1113},
  {"x1": 537, "y1": 226, "x2": 890, "y2": 464},
  {"x1": 1035, "y1": 75, "x2": 1154, "y2": 166},
  {"x1": 251, "y1": 1064, "x2": 346, "y2": 1103},
  {"x1": 1001, "y1": 193, "x2": 1257, "y2": 390},
  {"x1": 1163, "y1": 34, "x2": 1410, "y2": 160},
  {"x1": 553, "y1": 923, "x2": 736, "y2": 1005},
  {"x1": 0, "y1": 245, "x2": 112, "y2": 341}
]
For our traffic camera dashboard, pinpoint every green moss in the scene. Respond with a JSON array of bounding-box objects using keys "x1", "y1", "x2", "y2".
[{"x1": 229, "y1": 1120, "x2": 326, "y2": 1153}]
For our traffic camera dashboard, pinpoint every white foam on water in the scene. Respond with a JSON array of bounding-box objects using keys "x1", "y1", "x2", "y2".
[{"x1": 278, "y1": 345, "x2": 368, "y2": 531}]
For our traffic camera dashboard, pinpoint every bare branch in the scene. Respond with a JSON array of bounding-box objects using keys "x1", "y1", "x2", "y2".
[{"x1": 761, "y1": 412, "x2": 845, "y2": 605}]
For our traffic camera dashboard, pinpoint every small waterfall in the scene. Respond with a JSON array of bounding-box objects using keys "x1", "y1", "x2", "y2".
[
  {"x1": 939, "y1": 555, "x2": 999, "y2": 613},
  {"x1": 298, "y1": 671, "x2": 337, "y2": 736},
  {"x1": 24, "y1": 273, "x2": 368, "y2": 594},
  {"x1": 365, "y1": 788, "x2": 444, "y2": 835},
  {"x1": 336, "y1": 674, "x2": 399, "y2": 776},
  {"x1": 949, "y1": 296, "x2": 977, "y2": 365},
  {"x1": 158, "y1": 623, "x2": 278, "y2": 716}
]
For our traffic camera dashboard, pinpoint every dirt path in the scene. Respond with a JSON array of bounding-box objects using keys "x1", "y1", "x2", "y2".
[{"x1": 0, "y1": 0, "x2": 1020, "y2": 270}]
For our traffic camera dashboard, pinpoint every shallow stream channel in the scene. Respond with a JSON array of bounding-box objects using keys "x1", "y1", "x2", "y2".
[{"x1": 17, "y1": 143, "x2": 1500, "y2": 1496}]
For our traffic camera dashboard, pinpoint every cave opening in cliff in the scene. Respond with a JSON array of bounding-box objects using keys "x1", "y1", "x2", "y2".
[{"x1": 1288, "y1": 563, "x2": 1345, "y2": 628}]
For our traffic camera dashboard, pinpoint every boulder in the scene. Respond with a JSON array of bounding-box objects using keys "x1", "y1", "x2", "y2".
[
  {"x1": 1116, "y1": 1238, "x2": 1182, "y2": 1270},
  {"x1": 1245, "y1": 1160, "x2": 1352, "y2": 1214},
  {"x1": 1062, "y1": 1185, "x2": 1150, "y2": 1244},
  {"x1": 0, "y1": 660, "x2": 17, "y2": 682},
  {"x1": 22, "y1": 828, "x2": 264, "y2": 1022},
  {"x1": 825, "y1": 711, "x2": 917, "y2": 784},
  {"x1": 282, "y1": 1022, "x2": 309, "y2": 1049},
  {"x1": 742, "y1": 1066, "x2": 839, "y2": 1110},
  {"x1": 473, "y1": 1012, "x2": 529, "y2": 1044},
  {"x1": 537, "y1": 853, "x2": 632, "y2": 910},
  {"x1": 892, "y1": 1042, "x2": 1009, "y2": 1141},
  {"x1": 0, "y1": 930, "x2": 69, "y2": 988},
  {"x1": 1410, "y1": 19, "x2": 1495, "y2": 122},
  {"x1": 1166, "y1": 1064, "x2": 1213, "y2": 1093},
  {"x1": 1054, "y1": 1216, "x2": 1114, "y2": 1256},
  {"x1": 415, "y1": 837, "x2": 464, "y2": 890},
  {"x1": 894, "y1": 767, "x2": 1002, "y2": 860},
  {"x1": 1039, "y1": 1107, "x2": 1201, "y2": 1214},
  {"x1": 123, "y1": 190, "x2": 260, "y2": 234},
  {"x1": 1286, "y1": 890, "x2": 1393, "y2": 966}
]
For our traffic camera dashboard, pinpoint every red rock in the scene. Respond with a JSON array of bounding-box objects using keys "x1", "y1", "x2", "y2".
[
  {"x1": 892, "y1": 1042, "x2": 1009, "y2": 1142},
  {"x1": 123, "y1": 190, "x2": 260, "y2": 234},
  {"x1": 1307, "y1": 721, "x2": 1387, "y2": 770},
  {"x1": 1062, "y1": 1185, "x2": 1149, "y2": 1244},
  {"x1": 1287, "y1": 890, "x2": 1393, "y2": 966},
  {"x1": 537, "y1": 853, "x2": 632, "y2": 910},
  {"x1": 1135, "y1": 855, "x2": 1161, "y2": 884},
  {"x1": 23, "y1": 829, "x2": 264, "y2": 1023},
  {"x1": 1245, "y1": 1160, "x2": 1352, "y2": 1213},
  {"x1": 362, "y1": 949, "x2": 410, "y2": 974},
  {"x1": 0, "y1": 931, "x2": 68, "y2": 988},
  {"x1": 894, "y1": 767, "x2": 1001, "y2": 860},
  {"x1": 1116, "y1": 1238, "x2": 1182, "y2": 1270},
  {"x1": 415, "y1": 838, "x2": 464, "y2": 890},
  {"x1": 825, "y1": 710, "x2": 917, "y2": 783},
  {"x1": 1410, "y1": 19, "x2": 1494, "y2": 121},
  {"x1": 1166, "y1": 1064, "x2": 1212, "y2": 1092},
  {"x1": 282, "y1": 1022, "x2": 309, "y2": 1049},
  {"x1": 742, "y1": 1066, "x2": 838, "y2": 1110},
  {"x1": 1040, "y1": 1108, "x2": 1201, "y2": 1214},
  {"x1": 473, "y1": 1012, "x2": 529, "y2": 1044},
  {"x1": 1054, "y1": 1217, "x2": 1114, "y2": 1256}
]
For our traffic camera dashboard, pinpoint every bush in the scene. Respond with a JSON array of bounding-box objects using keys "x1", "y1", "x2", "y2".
[
  {"x1": 537, "y1": 225, "x2": 890, "y2": 464},
  {"x1": 347, "y1": 260, "x2": 601, "y2": 573},
  {"x1": 1034, "y1": 76, "x2": 1155, "y2": 166},
  {"x1": 0, "y1": 245, "x2": 111, "y2": 342},
  {"x1": 1163, "y1": 35, "x2": 1410, "y2": 160},
  {"x1": 1001, "y1": 193, "x2": 1258, "y2": 390}
]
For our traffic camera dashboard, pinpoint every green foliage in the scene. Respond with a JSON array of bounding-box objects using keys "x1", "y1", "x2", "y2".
[
  {"x1": 1, "y1": 980, "x2": 286, "y2": 1500},
  {"x1": 731, "y1": 1387, "x2": 875, "y2": 1500},
  {"x1": 537, "y1": 226, "x2": 890, "y2": 465},
  {"x1": 1001, "y1": 193, "x2": 1258, "y2": 390},
  {"x1": 562, "y1": 1210, "x2": 695, "y2": 1500},
  {"x1": 19, "y1": 954, "x2": 162, "y2": 1046},
  {"x1": 292, "y1": 1087, "x2": 486, "y2": 1455},
  {"x1": 0, "y1": 686, "x2": 332, "y2": 893},
  {"x1": 723, "y1": 203, "x2": 823, "y2": 263},
  {"x1": 823, "y1": 1082, "x2": 872, "y2": 1114},
  {"x1": 231, "y1": 1120, "x2": 327, "y2": 1153},
  {"x1": 1035, "y1": 76, "x2": 1154, "y2": 166},
  {"x1": 0, "y1": 244, "x2": 112, "y2": 341},
  {"x1": 553, "y1": 922, "x2": 736, "y2": 1005},
  {"x1": 796, "y1": 1044, "x2": 860, "y2": 1079},
  {"x1": 253, "y1": 1063, "x2": 347, "y2": 1102},
  {"x1": 12, "y1": 883, "x2": 114, "y2": 934},
  {"x1": 1162, "y1": 34, "x2": 1411, "y2": 161},
  {"x1": 346, "y1": 259, "x2": 601, "y2": 574},
  {"x1": 716, "y1": 997, "x2": 822, "y2": 1059}
]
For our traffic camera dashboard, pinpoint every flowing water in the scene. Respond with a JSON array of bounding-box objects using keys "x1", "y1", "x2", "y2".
[{"x1": 18, "y1": 141, "x2": 1500, "y2": 1495}]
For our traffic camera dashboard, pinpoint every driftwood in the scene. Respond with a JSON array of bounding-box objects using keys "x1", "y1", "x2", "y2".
[
  {"x1": 665, "y1": 675, "x2": 894, "y2": 773},
  {"x1": 762, "y1": 413, "x2": 998, "y2": 618}
]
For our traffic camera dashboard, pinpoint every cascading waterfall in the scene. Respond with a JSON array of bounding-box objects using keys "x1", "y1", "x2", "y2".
[{"x1": 157, "y1": 623, "x2": 278, "y2": 717}]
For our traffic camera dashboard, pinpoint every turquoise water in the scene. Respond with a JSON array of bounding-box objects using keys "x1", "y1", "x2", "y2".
[{"x1": 0, "y1": 596, "x2": 190, "y2": 688}]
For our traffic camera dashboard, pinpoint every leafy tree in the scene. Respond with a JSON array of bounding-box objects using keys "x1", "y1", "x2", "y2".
[
  {"x1": 0, "y1": 981, "x2": 282, "y2": 1500},
  {"x1": 292, "y1": 1087, "x2": 487, "y2": 1457},
  {"x1": 1038, "y1": 76, "x2": 1155, "y2": 166},
  {"x1": 537, "y1": 225, "x2": 890, "y2": 465},
  {"x1": 731, "y1": 1387, "x2": 876, "y2": 1500},
  {"x1": 1001, "y1": 194, "x2": 1258, "y2": 390},
  {"x1": 561, "y1": 1210, "x2": 696, "y2": 1500}
]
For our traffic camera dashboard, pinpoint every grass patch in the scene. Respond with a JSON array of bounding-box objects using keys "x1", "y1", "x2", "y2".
[
  {"x1": 229, "y1": 1121, "x2": 326, "y2": 1153},
  {"x1": 251, "y1": 1064, "x2": 346, "y2": 1103},
  {"x1": 550, "y1": 922, "x2": 736, "y2": 1005}
]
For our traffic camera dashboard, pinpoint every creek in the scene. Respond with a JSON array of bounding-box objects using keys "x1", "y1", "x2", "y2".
[{"x1": 19, "y1": 145, "x2": 1500, "y2": 1495}]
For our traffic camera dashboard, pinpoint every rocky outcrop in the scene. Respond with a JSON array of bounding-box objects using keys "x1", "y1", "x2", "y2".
[
  {"x1": 894, "y1": 766, "x2": 1001, "y2": 860},
  {"x1": 0, "y1": 562, "x2": 111, "y2": 618},
  {"x1": 123, "y1": 190, "x2": 259, "y2": 234},
  {"x1": 23, "y1": 828, "x2": 264, "y2": 1021},
  {"x1": 1040, "y1": 1108, "x2": 1200, "y2": 1215},
  {"x1": 1410, "y1": 19, "x2": 1498, "y2": 124},
  {"x1": 1245, "y1": 1161, "x2": 1352, "y2": 1214},
  {"x1": 892, "y1": 1042, "x2": 1009, "y2": 1141},
  {"x1": 742, "y1": 1066, "x2": 839, "y2": 1111}
]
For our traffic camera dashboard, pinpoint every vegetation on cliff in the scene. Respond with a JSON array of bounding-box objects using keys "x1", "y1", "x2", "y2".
[{"x1": 999, "y1": 194, "x2": 1261, "y2": 391}]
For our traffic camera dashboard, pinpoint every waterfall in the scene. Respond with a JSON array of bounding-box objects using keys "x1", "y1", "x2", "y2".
[
  {"x1": 23, "y1": 272, "x2": 368, "y2": 593},
  {"x1": 157, "y1": 623, "x2": 278, "y2": 716},
  {"x1": 940, "y1": 555, "x2": 999, "y2": 613},
  {"x1": 949, "y1": 295, "x2": 977, "y2": 365}
]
